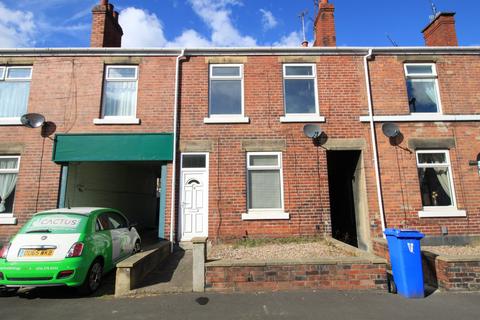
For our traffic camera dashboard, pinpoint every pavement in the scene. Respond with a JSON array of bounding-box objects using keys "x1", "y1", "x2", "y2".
[{"x1": 1, "y1": 289, "x2": 480, "y2": 320}]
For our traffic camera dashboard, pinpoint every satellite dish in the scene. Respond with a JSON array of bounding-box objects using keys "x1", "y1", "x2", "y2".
[
  {"x1": 382, "y1": 122, "x2": 400, "y2": 138},
  {"x1": 303, "y1": 124, "x2": 323, "y2": 139},
  {"x1": 20, "y1": 113, "x2": 45, "y2": 128}
]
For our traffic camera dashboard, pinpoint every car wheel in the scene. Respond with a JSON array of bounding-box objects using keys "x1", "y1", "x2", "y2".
[
  {"x1": 79, "y1": 260, "x2": 103, "y2": 295},
  {"x1": 133, "y1": 240, "x2": 141, "y2": 254}
]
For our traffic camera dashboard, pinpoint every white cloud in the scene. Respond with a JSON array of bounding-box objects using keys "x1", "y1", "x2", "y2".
[
  {"x1": 120, "y1": 1, "x2": 257, "y2": 48},
  {"x1": 168, "y1": 29, "x2": 211, "y2": 47},
  {"x1": 0, "y1": 2, "x2": 36, "y2": 47},
  {"x1": 188, "y1": 0, "x2": 256, "y2": 47},
  {"x1": 259, "y1": 9, "x2": 277, "y2": 31},
  {"x1": 273, "y1": 31, "x2": 303, "y2": 47},
  {"x1": 119, "y1": 7, "x2": 167, "y2": 47}
]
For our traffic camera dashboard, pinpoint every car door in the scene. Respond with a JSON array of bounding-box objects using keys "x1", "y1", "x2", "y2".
[
  {"x1": 106, "y1": 212, "x2": 132, "y2": 261},
  {"x1": 94, "y1": 213, "x2": 116, "y2": 268}
]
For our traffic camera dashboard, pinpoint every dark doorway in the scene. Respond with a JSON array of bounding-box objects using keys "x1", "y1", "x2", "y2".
[{"x1": 327, "y1": 151, "x2": 362, "y2": 248}]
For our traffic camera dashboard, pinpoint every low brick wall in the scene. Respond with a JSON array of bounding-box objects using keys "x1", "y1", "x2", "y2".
[
  {"x1": 205, "y1": 258, "x2": 387, "y2": 292},
  {"x1": 423, "y1": 252, "x2": 480, "y2": 291}
]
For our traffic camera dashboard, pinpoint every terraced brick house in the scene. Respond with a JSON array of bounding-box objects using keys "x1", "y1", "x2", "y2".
[{"x1": 0, "y1": 0, "x2": 479, "y2": 254}]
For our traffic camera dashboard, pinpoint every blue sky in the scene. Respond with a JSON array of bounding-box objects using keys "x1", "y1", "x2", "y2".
[{"x1": 0, "y1": 0, "x2": 478, "y2": 48}]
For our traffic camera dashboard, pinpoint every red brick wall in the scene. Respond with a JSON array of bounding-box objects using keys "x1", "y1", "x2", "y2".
[
  {"x1": 178, "y1": 55, "x2": 378, "y2": 241},
  {"x1": 0, "y1": 56, "x2": 176, "y2": 243},
  {"x1": 205, "y1": 262, "x2": 387, "y2": 292},
  {"x1": 1, "y1": 51, "x2": 480, "y2": 246},
  {"x1": 368, "y1": 55, "x2": 480, "y2": 237}
]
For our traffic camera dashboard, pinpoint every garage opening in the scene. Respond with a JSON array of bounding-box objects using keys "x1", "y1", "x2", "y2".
[
  {"x1": 64, "y1": 162, "x2": 164, "y2": 242},
  {"x1": 327, "y1": 150, "x2": 369, "y2": 250}
]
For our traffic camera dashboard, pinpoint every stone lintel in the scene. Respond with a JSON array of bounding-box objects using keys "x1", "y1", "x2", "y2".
[
  {"x1": 205, "y1": 57, "x2": 248, "y2": 64},
  {"x1": 241, "y1": 139, "x2": 287, "y2": 152},
  {"x1": 103, "y1": 57, "x2": 143, "y2": 65},
  {"x1": 278, "y1": 56, "x2": 320, "y2": 63},
  {"x1": 323, "y1": 138, "x2": 366, "y2": 150},
  {"x1": 180, "y1": 140, "x2": 214, "y2": 152},
  {"x1": 408, "y1": 137, "x2": 456, "y2": 150}
]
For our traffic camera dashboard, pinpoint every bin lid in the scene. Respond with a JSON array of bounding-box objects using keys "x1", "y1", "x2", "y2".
[{"x1": 384, "y1": 228, "x2": 425, "y2": 239}]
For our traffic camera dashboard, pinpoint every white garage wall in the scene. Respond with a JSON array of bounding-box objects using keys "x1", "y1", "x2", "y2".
[{"x1": 65, "y1": 163, "x2": 159, "y2": 230}]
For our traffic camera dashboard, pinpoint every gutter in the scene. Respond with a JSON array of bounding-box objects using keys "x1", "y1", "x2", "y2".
[
  {"x1": 169, "y1": 49, "x2": 186, "y2": 252},
  {"x1": 0, "y1": 46, "x2": 479, "y2": 57},
  {"x1": 363, "y1": 49, "x2": 387, "y2": 236}
]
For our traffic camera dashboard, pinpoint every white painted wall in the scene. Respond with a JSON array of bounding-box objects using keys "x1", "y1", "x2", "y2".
[{"x1": 65, "y1": 163, "x2": 159, "y2": 231}]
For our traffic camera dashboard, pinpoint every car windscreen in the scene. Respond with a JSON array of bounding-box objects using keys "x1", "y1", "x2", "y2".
[{"x1": 21, "y1": 214, "x2": 88, "y2": 234}]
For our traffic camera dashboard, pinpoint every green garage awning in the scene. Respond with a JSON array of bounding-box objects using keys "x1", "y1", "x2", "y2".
[{"x1": 53, "y1": 133, "x2": 174, "y2": 163}]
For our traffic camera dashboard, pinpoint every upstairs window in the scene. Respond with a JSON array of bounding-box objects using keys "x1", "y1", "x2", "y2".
[
  {"x1": 0, "y1": 156, "x2": 20, "y2": 214},
  {"x1": 0, "y1": 67, "x2": 32, "y2": 121},
  {"x1": 209, "y1": 64, "x2": 244, "y2": 117},
  {"x1": 247, "y1": 152, "x2": 284, "y2": 211},
  {"x1": 416, "y1": 150, "x2": 455, "y2": 208},
  {"x1": 101, "y1": 66, "x2": 138, "y2": 119},
  {"x1": 405, "y1": 63, "x2": 441, "y2": 113},
  {"x1": 283, "y1": 64, "x2": 319, "y2": 115}
]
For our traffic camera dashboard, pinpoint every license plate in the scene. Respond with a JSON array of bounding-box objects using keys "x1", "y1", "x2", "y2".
[{"x1": 19, "y1": 249, "x2": 55, "y2": 257}]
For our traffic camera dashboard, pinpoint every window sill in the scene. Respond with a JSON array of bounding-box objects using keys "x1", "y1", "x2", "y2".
[
  {"x1": 280, "y1": 115, "x2": 326, "y2": 123},
  {"x1": 93, "y1": 118, "x2": 140, "y2": 125},
  {"x1": 241, "y1": 211, "x2": 290, "y2": 220},
  {"x1": 203, "y1": 116, "x2": 250, "y2": 124},
  {"x1": 359, "y1": 114, "x2": 480, "y2": 122},
  {"x1": 0, "y1": 216, "x2": 17, "y2": 225},
  {"x1": 418, "y1": 209, "x2": 466, "y2": 218},
  {"x1": 0, "y1": 118, "x2": 22, "y2": 126}
]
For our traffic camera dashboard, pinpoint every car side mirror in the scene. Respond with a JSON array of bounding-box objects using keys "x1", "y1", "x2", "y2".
[{"x1": 128, "y1": 222, "x2": 138, "y2": 231}]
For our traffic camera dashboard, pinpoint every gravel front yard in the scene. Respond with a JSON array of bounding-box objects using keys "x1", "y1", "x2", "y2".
[
  {"x1": 423, "y1": 245, "x2": 480, "y2": 256},
  {"x1": 208, "y1": 240, "x2": 356, "y2": 261}
]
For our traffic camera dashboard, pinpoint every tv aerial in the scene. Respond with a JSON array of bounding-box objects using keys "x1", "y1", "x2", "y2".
[
  {"x1": 298, "y1": 10, "x2": 308, "y2": 44},
  {"x1": 429, "y1": 1, "x2": 439, "y2": 21}
]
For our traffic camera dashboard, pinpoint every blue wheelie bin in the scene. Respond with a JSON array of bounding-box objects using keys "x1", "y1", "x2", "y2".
[{"x1": 384, "y1": 228, "x2": 425, "y2": 298}]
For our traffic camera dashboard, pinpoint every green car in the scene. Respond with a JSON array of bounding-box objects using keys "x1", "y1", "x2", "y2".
[{"x1": 0, "y1": 207, "x2": 141, "y2": 294}]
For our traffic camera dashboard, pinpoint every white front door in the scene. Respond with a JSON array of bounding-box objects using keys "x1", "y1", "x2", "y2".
[{"x1": 179, "y1": 153, "x2": 209, "y2": 241}]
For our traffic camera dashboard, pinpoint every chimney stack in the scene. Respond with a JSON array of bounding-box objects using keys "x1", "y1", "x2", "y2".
[
  {"x1": 313, "y1": 0, "x2": 336, "y2": 47},
  {"x1": 90, "y1": 0, "x2": 123, "y2": 47},
  {"x1": 422, "y1": 12, "x2": 458, "y2": 47}
]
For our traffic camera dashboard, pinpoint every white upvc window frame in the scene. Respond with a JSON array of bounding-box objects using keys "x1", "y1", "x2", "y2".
[
  {"x1": 94, "y1": 65, "x2": 140, "y2": 125},
  {"x1": 416, "y1": 150, "x2": 465, "y2": 218},
  {"x1": 0, "y1": 66, "x2": 33, "y2": 125},
  {"x1": 243, "y1": 152, "x2": 289, "y2": 220},
  {"x1": 404, "y1": 63, "x2": 443, "y2": 115},
  {"x1": 0, "y1": 155, "x2": 20, "y2": 224},
  {"x1": 204, "y1": 64, "x2": 249, "y2": 124},
  {"x1": 280, "y1": 63, "x2": 324, "y2": 123}
]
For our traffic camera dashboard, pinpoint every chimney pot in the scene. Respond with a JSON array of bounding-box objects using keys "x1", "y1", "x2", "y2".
[{"x1": 422, "y1": 12, "x2": 458, "y2": 46}]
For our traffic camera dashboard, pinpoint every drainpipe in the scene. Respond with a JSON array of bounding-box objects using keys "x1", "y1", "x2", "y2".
[
  {"x1": 363, "y1": 49, "x2": 387, "y2": 236},
  {"x1": 169, "y1": 49, "x2": 186, "y2": 252}
]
